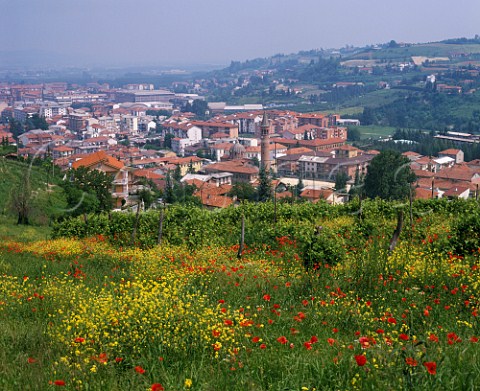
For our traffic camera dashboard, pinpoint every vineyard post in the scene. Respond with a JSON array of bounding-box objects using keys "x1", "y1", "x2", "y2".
[
  {"x1": 237, "y1": 213, "x2": 245, "y2": 259},
  {"x1": 157, "y1": 206, "x2": 165, "y2": 245}
]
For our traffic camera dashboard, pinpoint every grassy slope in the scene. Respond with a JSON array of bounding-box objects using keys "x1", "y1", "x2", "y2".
[
  {"x1": 0, "y1": 158, "x2": 66, "y2": 224},
  {"x1": 349, "y1": 43, "x2": 480, "y2": 61}
]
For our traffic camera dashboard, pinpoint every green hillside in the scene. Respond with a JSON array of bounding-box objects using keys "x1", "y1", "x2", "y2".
[
  {"x1": 348, "y1": 42, "x2": 480, "y2": 62},
  {"x1": 0, "y1": 158, "x2": 67, "y2": 224}
]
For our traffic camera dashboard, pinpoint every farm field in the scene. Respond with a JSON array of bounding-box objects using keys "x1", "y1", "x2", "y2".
[
  {"x1": 1, "y1": 201, "x2": 480, "y2": 390},
  {"x1": 354, "y1": 125, "x2": 397, "y2": 140}
]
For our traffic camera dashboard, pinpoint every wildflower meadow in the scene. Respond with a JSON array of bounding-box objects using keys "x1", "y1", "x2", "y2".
[{"x1": 1, "y1": 199, "x2": 479, "y2": 390}]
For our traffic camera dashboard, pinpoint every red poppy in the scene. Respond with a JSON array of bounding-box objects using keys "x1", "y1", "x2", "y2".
[
  {"x1": 115, "y1": 357, "x2": 123, "y2": 363},
  {"x1": 447, "y1": 332, "x2": 461, "y2": 344},
  {"x1": 74, "y1": 337, "x2": 85, "y2": 343},
  {"x1": 259, "y1": 343, "x2": 267, "y2": 349},
  {"x1": 405, "y1": 357, "x2": 418, "y2": 366},
  {"x1": 470, "y1": 336, "x2": 479, "y2": 343},
  {"x1": 399, "y1": 333, "x2": 409, "y2": 341},
  {"x1": 263, "y1": 294, "x2": 271, "y2": 301},
  {"x1": 310, "y1": 336, "x2": 318, "y2": 344},
  {"x1": 332, "y1": 328, "x2": 339, "y2": 333},
  {"x1": 251, "y1": 336, "x2": 260, "y2": 343},
  {"x1": 424, "y1": 361, "x2": 437, "y2": 375},
  {"x1": 53, "y1": 380, "x2": 66, "y2": 386},
  {"x1": 355, "y1": 355, "x2": 367, "y2": 366},
  {"x1": 428, "y1": 333, "x2": 439, "y2": 343},
  {"x1": 134, "y1": 366, "x2": 146, "y2": 374},
  {"x1": 277, "y1": 336, "x2": 288, "y2": 344},
  {"x1": 224, "y1": 319, "x2": 233, "y2": 326},
  {"x1": 27, "y1": 357, "x2": 37, "y2": 364},
  {"x1": 376, "y1": 329, "x2": 384, "y2": 334},
  {"x1": 151, "y1": 384, "x2": 165, "y2": 391},
  {"x1": 387, "y1": 317, "x2": 397, "y2": 324},
  {"x1": 303, "y1": 342, "x2": 312, "y2": 350},
  {"x1": 327, "y1": 338, "x2": 335, "y2": 346}
]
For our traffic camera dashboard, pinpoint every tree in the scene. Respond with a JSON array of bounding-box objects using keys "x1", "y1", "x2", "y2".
[
  {"x1": 62, "y1": 167, "x2": 113, "y2": 215},
  {"x1": 25, "y1": 114, "x2": 49, "y2": 131},
  {"x1": 11, "y1": 176, "x2": 32, "y2": 224},
  {"x1": 256, "y1": 166, "x2": 273, "y2": 202},
  {"x1": 228, "y1": 182, "x2": 256, "y2": 202},
  {"x1": 173, "y1": 165, "x2": 182, "y2": 182},
  {"x1": 364, "y1": 150, "x2": 416, "y2": 201},
  {"x1": 164, "y1": 133, "x2": 175, "y2": 149},
  {"x1": 334, "y1": 172, "x2": 349, "y2": 192},
  {"x1": 347, "y1": 127, "x2": 361, "y2": 141},
  {"x1": 295, "y1": 177, "x2": 305, "y2": 198},
  {"x1": 183, "y1": 99, "x2": 208, "y2": 119},
  {"x1": 187, "y1": 159, "x2": 196, "y2": 174}
]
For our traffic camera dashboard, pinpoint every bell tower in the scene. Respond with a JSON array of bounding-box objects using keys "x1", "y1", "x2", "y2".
[{"x1": 260, "y1": 111, "x2": 270, "y2": 171}]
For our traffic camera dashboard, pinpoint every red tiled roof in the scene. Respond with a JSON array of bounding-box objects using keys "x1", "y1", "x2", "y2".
[{"x1": 72, "y1": 150, "x2": 124, "y2": 170}]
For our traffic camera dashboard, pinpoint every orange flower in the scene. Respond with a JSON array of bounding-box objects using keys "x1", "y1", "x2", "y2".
[
  {"x1": 428, "y1": 333, "x2": 439, "y2": 343},
  {"x1": 405, "y1": 357, "x2": 418, "y2": 367},
  {"x1": 424, "y1": 361, "x2": 437, "y2": 375}
]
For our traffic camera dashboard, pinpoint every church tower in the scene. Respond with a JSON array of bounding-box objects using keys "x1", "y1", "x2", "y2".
[{"x1": 260, "y1": 111, "x2": 270, "y2": 171}]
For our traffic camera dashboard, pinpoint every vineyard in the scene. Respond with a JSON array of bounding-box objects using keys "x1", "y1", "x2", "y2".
[{"x1": 1, "y1": 199, "x2": 480, "y2": 390}]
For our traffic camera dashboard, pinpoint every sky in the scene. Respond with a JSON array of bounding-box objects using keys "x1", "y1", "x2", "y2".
[{"x1": 1, "y1": 0, "x2": 479, "y2": 68}]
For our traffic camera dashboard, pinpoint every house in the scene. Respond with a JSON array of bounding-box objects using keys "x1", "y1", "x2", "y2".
[
  {"x1": 203, "y1": 160, "x2": 259, "y2": 183},
  {"x1": 443, "y1": 186, "x2": 470, "y2": 199},
  {"x1": 300, "y1": 188, "x2": 336, "y2": 203},
  {"x1": 191, "y1": 120, "x2": 239, "y2": 139},
  {"x1": 438, "y1": 149, "x2": 464, "y2": 164},
  {"x1": 52, "y1": 145, "x2": 74, "y2": 159},
  {"x1": 71, "y1": 150, "x2": 132, "y2": 208}
]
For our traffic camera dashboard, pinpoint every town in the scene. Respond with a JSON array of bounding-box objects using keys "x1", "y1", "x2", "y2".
[{"x1": 1, "y1": 78, "x2": 480, "y2": 212}]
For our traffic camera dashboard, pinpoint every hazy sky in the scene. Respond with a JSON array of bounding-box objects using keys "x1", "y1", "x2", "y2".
[{"x1": 1, "y1": 0, "x2": 479, "y2": 68}]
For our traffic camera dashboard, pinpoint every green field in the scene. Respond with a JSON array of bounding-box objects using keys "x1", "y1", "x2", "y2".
[
  {"x1": 1, "y1": 200, "x2": 480, "y2": 390},
  {"x1": 356, "y1": 125, "x2": 397, "y2": 140}
]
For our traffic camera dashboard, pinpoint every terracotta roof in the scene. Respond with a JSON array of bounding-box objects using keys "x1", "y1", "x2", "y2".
[
  {"x1": 285, "y1": 147, "x2": 314, "y2": 155},
  {"x1": 439, "y1": 149, "x2": 462, "y2": 155},
  {"x1": 196, "y1": 193, "x2": 234, "y2": 208},
  {"x1": 204, "y1": 160, "x2": 259, "y2": 175},
  {"x1": 300, "y1": 188, "x2": 334, "y2": 200},
  {"x1": 133, "y1": 169, "x2": 164, "y2": 180},
  {"x1": 435, "y1": 165, "x2": 478, "y2": 182},
  {"x1": 414, "y1": 187, "x2": 439, "y2": 199},
  {"x1": 72, "y1": 150, "x2": 124, "y2": 170},
  {"x1": 53, "y1": 146, "x2": 74, "y2": 152},
  {"x1": 443, "y1": 186, "x2": 470, "y2": 197}
]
